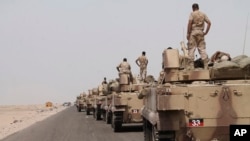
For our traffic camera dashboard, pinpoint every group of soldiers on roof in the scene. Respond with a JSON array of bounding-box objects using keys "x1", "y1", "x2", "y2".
[
  {"x1": 116, "y1": 51, "x2": 148, "y2": 83},
  {"x1": 104, "y1": 3, "x2": 231, "y2": 84}
]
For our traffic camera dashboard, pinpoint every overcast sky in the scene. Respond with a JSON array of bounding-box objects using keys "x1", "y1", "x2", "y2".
[{"x1": 1, "y1": 0, "x2": 250, "y2": 105}]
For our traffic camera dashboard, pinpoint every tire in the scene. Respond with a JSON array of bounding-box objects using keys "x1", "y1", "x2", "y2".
[
  {"x1": 106, "y1": 111, "x2": 111, "y2": 124},
  {"x1": 78, "y1": 107, "x2": 81, "y2": 112},
  {"x1": 96, "y1": 112, "x2": 101, "y2": 120},
  {"x1": 143, "y1": 118, "x2": 152, "y2": 141},
  {"x1": 96, "y1": 107, "x2": 101, "y2": 120},
  {"x1": 112, "y1": 118, "x2": 121, "y2": 132},
  {"x1": 111, "y1": 112, "x2": 122, "y2": 132},
  {"x1": 102, "y1": 110, "x2": 106, "y2": 122},
  {"x1": 86, "y1": 108, "x2": 90, "y2": 115}
]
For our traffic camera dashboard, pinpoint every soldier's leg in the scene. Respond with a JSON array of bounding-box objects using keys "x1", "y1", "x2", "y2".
[
  {"x1": 129, "y1": 72, "x2": 133, "y2": 83},
  {"x1": 187, "y1": 36, "x2": 196, "y2": 70},
  {"x1": 197, "y1": 37, "x2": 209, "y2": 69},
  {"x1": 139, "y1": 68, "x2": 143, "y2": 81},
  {"x1": 142, "y1": 68, "x2": 147, "y2": 81}
]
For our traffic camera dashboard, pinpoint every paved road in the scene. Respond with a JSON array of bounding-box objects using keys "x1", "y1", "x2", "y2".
[{"x1": 1, "y1": 106, "x2": 143, "y2": 141}]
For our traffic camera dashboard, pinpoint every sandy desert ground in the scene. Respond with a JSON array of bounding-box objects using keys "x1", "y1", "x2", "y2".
[{"x1": 0, "y1": 104, "x2": 68, "y2": 140}]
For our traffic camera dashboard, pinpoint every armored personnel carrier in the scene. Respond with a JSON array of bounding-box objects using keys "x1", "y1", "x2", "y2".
[
  {"x1": 85, "y1": 90, "x2": 95, "y2": 115},
  {"x1": 102, "y1": 94, "x2": 112, "y2": 124},
  {"x1": 108, "y1": 74, "x2": 150, "y2": 132},
  {"x1": 139, "y1": 48, "x2": 250, "y2": 141},
  {"x1": 101, "y1": 79, "x2": 120, "y2": 124},
  {"x1": 92, "y1": 85, "x2": 107, "y2": 120},
  {"x1": 75, "y1": 93, "x2": 87, "y2": 112}
]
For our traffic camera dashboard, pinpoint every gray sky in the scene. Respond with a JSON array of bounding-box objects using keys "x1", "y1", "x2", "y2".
[{"x1": 1, "y1": 0, "x2": 250, "y2": 105}]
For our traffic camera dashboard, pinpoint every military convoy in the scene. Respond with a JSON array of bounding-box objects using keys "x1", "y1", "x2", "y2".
[
  {"x1": 75, "y1": 42, "x2": 250, "y2": 140},
  {"x1": 88, "y1": 75, "x2": 147, "y2": 132},
  {"x1": 138, "y1": 47, "x2": 250, "y2": 141}
]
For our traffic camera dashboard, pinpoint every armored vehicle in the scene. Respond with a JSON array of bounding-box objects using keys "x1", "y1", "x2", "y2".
[
  {"x1": 92, "y1": 85, "x2": 107, "y2": 120},
  {"x1": 102, "y1": 94, "x2": 112, "y2": 123},
  {"x1": 85, "y1": 90, "x2": 95, "y2": 115},
  {"x1": 109, "y1": 74, "x2": 151, "y2": 132},
  {"x1": 139, "y1": 48, "x2": 250, "y2": 141},
  {"x1": 101, "y1": 79, "x2": 120, "y2": 124},
  {"x1": 75, "y1": 93, "x2": 87, "y2": 112}
]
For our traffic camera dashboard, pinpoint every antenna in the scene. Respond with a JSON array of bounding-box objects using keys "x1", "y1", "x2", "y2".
[
  {"x1": 183, "y1": 27, "x2": 185, "y2": 42},
  {"x1": 243, "y1": 13, "x2": 249, "y2": 55}
]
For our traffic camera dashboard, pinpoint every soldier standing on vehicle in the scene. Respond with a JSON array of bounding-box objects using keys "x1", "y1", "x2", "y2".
[
  {"x1": 186, "y1": 3, "x2": 211, "y2": 69},
  {"x1": 101, "y1": 77, "x2": 108, "y2": 95},
  {"x1": 102, "y1": 77, "x2": 107, "y2": 85},
  {"x1": 135, "y1": 51, "x2": 148, "y2": 81},
  {"x1": 117, "y1": 58, "x2": 133, "y2": 83}
]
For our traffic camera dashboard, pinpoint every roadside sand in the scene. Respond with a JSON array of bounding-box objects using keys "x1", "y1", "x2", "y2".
[{"x1": 0, "y1": 104, "x2": 67, "y2": 140}]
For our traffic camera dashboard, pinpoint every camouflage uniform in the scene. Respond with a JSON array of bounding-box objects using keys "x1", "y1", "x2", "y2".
[
  {"x1": 188, "y1": 10, "x2": 210, "y2": 61},
  {"x1": 117, "y1": 61, "x2": 133, "y2": 82},
  {"x1": 117, "y1": 62, "x2": 131, "y2": 74},
  {"x1": 136, "y1": 55, "x2": 148, "y2": 81}
]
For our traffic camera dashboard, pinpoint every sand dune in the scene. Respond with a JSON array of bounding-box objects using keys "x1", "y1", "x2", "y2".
[{"x1": 0, "y1": 104, "x2": 67, "y2": 140}]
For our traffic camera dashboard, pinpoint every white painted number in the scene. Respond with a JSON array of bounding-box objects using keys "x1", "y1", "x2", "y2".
[{"x1": 192, "y1": 120, "x2": 201, "y2": 126}]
